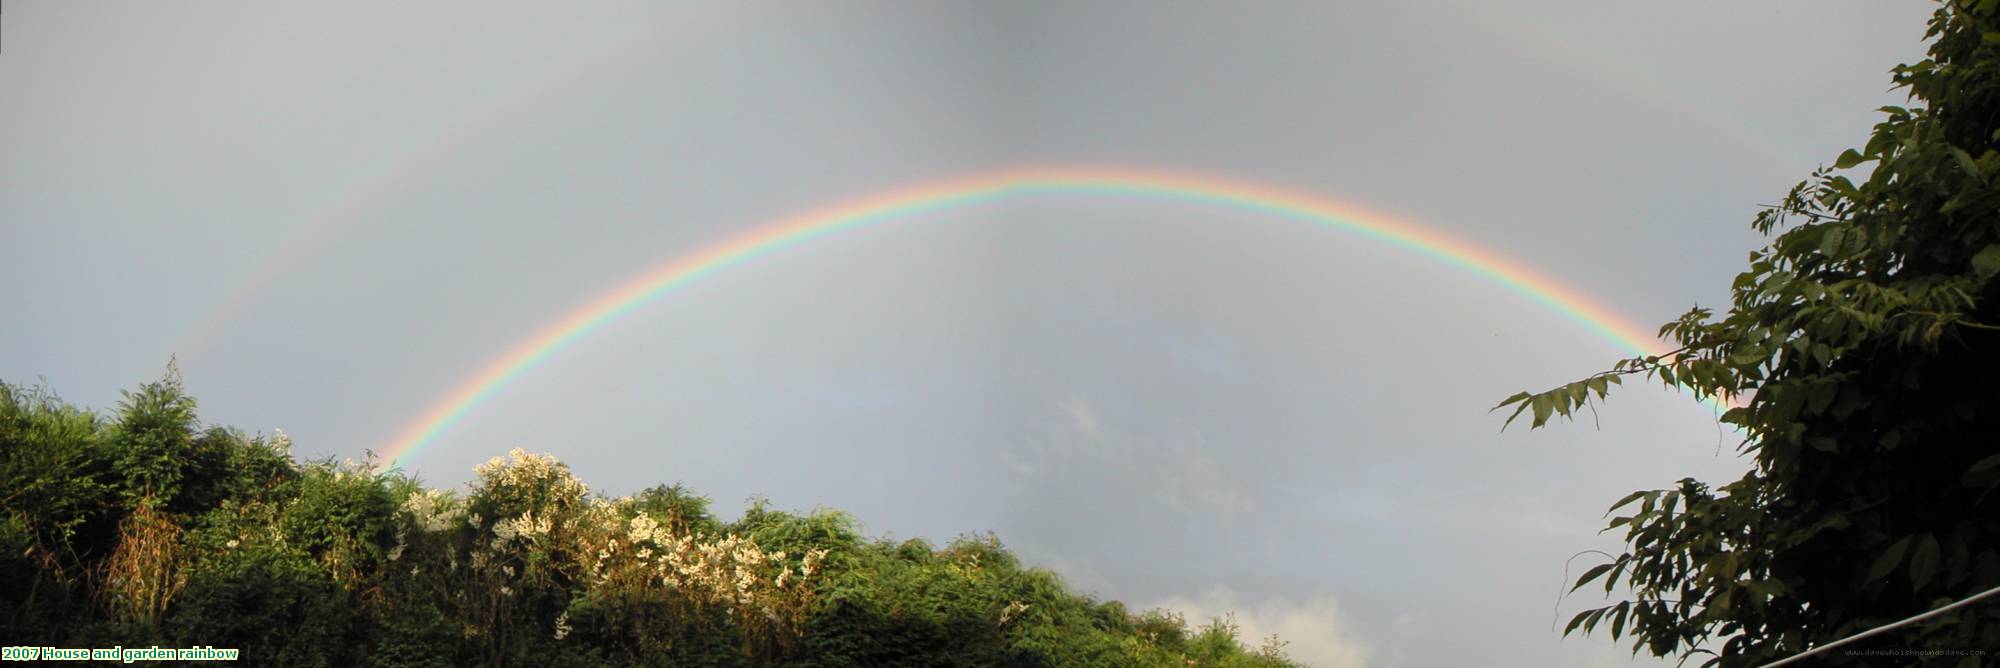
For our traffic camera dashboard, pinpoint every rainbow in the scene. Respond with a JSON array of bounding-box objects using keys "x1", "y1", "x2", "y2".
[{"x1": 379, "y1": 167, "x2": 1680, "y2": 469}]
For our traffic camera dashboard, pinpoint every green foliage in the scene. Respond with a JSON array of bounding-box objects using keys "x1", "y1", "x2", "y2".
[
  {"x1": 282, "y1": 462, "x2": 402, "y2": 582},
  {"x1": 219, "y1": 427, "x2": 302, "y2": 505},
  {"x1": 0, "y1": 382, "x2": 117, "y2": 572},
  {"x1": 108, "y1": 363, "x2": 205, "y2": 510},
  {"x1": 167, "y1": 546, "x2": 355, "y2": 667},
  {"x1": 0, "y1": 375, "x2": 1295, "y2": 667},
  {"x1": 1505, "y1": 4, "x2": 2000, "y2": 665},
  {"x1": 631, "y1": 483, "x2": 725, "y2": 536}
]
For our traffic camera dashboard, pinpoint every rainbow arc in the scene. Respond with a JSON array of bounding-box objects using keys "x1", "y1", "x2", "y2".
[{"x1": 379, "y1": 167, "x2": 1684, "y2": 469}]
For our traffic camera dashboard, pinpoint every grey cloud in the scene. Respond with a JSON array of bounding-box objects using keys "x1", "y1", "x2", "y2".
[{"x1": 1, "y1": 2, "x2": 1937, "y2": 665}]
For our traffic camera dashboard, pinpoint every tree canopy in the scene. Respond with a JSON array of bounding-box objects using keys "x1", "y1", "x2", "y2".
[
  {"x1": 1500, "y1": 3, "x2": 2000, "y2": 665},
  {"x1": 0, "y1": 372, "x2": 1297, "y2": 667}
]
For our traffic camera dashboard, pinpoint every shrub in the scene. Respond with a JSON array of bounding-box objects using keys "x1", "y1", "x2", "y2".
[
  {"x1": 167, "y1": 546, "x2": 354, "y2": 667},
  {"x1": 4, "y1": 377, "x2": 1298, "y2": 667}
]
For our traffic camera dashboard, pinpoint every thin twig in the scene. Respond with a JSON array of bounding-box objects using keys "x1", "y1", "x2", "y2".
[{"x1": 1554, "y1": 550, "x2": 1618, "y2": 632}]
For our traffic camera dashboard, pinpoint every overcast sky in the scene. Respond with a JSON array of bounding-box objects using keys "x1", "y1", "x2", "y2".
[{"x1": 0, "y1": 2, "x2": 1940, "y2": 665}]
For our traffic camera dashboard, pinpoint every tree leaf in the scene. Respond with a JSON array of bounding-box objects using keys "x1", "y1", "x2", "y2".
[
  {"x1": 1964, "y1": 453, "x2": 2000, "y2": 486},
  {"x1": 1490, "y1": 391, "x2": 1531, "y2": 412},
  {"x1": 1565, "y1": 381, "x2": 1589, "y2": 408},
  {"x1": 1972, "y1": 245, "x2": 2000, "y2": 282},
  {"x1": 1869, "y1": 535, "x2": 1912, "y2": 581},
  {"x1": 1502, "y1": 398, "x2": 1533, "y2": 431},
  {"x1": 1834, "y1": 149, "x2": 1869, "y2": 169},
  {"x1": 1950, "y1": 146, "x2": 1983, "y2": 181},
  {"x1": 1909, "y1": 534, "x2": 1941, "y2": 589},
  {"x1": 1563, "y1": 610, "x2": 1591, "y2": 636},
  {"x1": 1572, "y1": 563, "x2": 1615, "y2": 593},
  {"x1": 1828, "y1": 176, "x2": 1862, "y2": 201},
  {"x1": 1609, "y1": 490, "x2": 1650, "y2": 513},
  {"x1": 1819, "y1": 226, "x2": 1848, "y2": 257}
]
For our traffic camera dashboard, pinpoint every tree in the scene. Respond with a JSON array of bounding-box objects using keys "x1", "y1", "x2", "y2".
[
  {"x1": 1498, "y1": 3, "x2": 2000, "y2": 665},
  {"x1": 6, "y1": 374, "x2": 1302, "y2": 666}
]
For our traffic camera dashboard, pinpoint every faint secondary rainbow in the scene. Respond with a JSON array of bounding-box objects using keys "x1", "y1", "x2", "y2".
[
  {"x1": 171, "y1": 11, "x2": 1811, "y2": 367},
  {"x1": 380, "y1": 167, "x2": 1684, "y2": 469}
]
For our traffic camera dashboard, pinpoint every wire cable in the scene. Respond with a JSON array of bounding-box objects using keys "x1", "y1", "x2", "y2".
[{"x1": 1761, "y1": 583, "x2": 2000, "y2": 667}]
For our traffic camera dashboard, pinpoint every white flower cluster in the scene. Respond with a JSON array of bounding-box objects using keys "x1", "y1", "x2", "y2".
[
  {"x1": 626, "y1": 513, "x2": 663, "y2": 545},
  {"x1": 492, "y1": 509, "x2": 554, "y2": 545},
  {"x1": 579, "y1": 503, "x2": 832, "y2": 637},
  {"x1": 999, "y1": 600, "x2": 1031, "y2": 627},
  {"x1": 949, "y1": 549, "x2": 986, "y2": 581},
  {"x1": 330, "y1": 457, "x2": 372, "y2": 481},
  {"x1": 443, "y1": 450, "x2": 833, "y2": 648},
  {"x1": 474, "y1": 448, "x2": 589, "y2": 502},
  {"x1": 402, "y1": 488, "x2": 463, "y2": 533}
]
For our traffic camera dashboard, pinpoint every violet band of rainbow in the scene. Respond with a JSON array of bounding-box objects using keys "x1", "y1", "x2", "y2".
[{"x1": 379, "y1": 167, "x2": 1711, "y2": 469}]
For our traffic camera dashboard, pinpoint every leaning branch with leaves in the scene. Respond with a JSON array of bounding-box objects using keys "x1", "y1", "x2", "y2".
[{"x1": 1500, "y1": 4, "x2": 2000, "y2": 666}]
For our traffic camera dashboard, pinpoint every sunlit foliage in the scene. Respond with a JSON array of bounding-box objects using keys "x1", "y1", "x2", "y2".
[{"x1": 0, "y1": 376, "x2": 1297, "y2": 667}]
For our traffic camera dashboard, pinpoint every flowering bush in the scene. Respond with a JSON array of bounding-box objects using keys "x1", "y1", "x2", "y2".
[{"x1": 0, "y1": 376, "x2": 1296, "y2": 667}]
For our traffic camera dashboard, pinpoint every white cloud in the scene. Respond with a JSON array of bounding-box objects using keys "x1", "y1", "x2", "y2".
[{"x1": 1153, "y1": 586, "x2": 1370, "y2": 668}]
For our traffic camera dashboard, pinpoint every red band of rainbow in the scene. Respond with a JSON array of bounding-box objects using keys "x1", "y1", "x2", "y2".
[{"x1": 379, "y1": 167, "x2": 1688, "y2": 469}]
